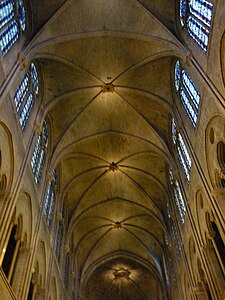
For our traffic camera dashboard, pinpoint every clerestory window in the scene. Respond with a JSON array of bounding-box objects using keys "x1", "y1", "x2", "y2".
[
  {"x1": 174, "y1": 60, "x2": 200, "y2": 127},
  {"x1": 0, "y1": 0, "x2": 26, "y2": 56},
  {"x1": 14, "y1": 63, "x2": 39, "y2": 130},
  {"x1": 172, "y1": 119, "x2": 192, "y2": 182},
  {"x1": 30, "y1": 120, "x2": 48, "y2": 184},
  {"x1": 55, "y1": 221, "x2": 63, "y2": 262},
  {"x1": 169, "y1": 168, "x2": 187, "y2": 224},
  {"x1": 44, "y1": 170, "x2": 57, "y2": 227},
  {"x1": 179, "y1": 0, "x2": 213, "y2": 51}
]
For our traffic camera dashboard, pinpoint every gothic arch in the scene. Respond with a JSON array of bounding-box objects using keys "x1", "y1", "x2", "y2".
[
  {"x1": 16, "y1": 192, "x2": 33, "y2": 245},
  {"x1": 0, "y1": 122, "x2": 14, "y2": 204},
  {"x1": 205, "y1": 115, "x2": 225, "y2": 189}
]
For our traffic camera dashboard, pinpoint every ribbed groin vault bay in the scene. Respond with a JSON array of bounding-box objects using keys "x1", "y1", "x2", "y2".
[{"x1": 1, "y1": 0, "x2": 225, "y2": 299}]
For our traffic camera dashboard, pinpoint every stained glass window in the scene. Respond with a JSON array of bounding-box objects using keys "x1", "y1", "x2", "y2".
[
  {"x1": 0, "y1": 0, "x2": 26, "y2": 56},
  {"x1": 167, "y1": 200, "x2": 181, "y2": 259},
  {"x1": 172, "y1": 119, "x2": 192, "y2": 182},
  {"x1": 189, "y1": 0, "x2": 213, "y2": 26},
  {"x1": 31, "y1": 120, "x2": 48, "y2": 184},
  {"x1": 44, "y1": 170, "x2": 57, "y2": 227},
  {"x1": 177, "y1": 133, "x2": 192, "y2": 182},
  {"x1": 174, "y1": 61, "x2": 200, "y2": 127},
  {"x1": 169, "y1": 168, "x2": 186, "y2": 224},
  {"x1": 180, "y1": 0, "x2": 187, "y2": 27},
  {"x1": 175, "y1": 60, "x2": 181, "y2": 91},
  {"x1": 14, "y1": 63, "x2": 39, "y2": 130},
  {"x1": 55, "y1": 222, "x2": 63, "y2": 262},
  {"x1": 171, "y1": 222, "x2": 181, "y2": 258},
  {"x1": 172, "y1": 118, "x2": 177, "y2": 144},
  {"x1": 179, "y1": 0, "x2": 213, "y2": 51},
  {"x1": 64, "y1": 254, "x2": 70, "y2": 287}
]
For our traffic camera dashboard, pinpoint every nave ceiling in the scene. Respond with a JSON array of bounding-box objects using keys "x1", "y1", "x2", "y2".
[{"x1": 27, "y1": 0, "x2": 187, "y2": 298}]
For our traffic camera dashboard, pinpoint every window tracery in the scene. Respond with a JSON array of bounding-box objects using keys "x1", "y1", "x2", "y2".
[
  {"x1": 174, "y1": 60, "x2": 200, "y2": 127},
  {"x1": 171, "y1": 222, "x2": 182, "y2": 258},
  {"x1": 0, "y1": 0, "x2": 26, "y2": 56},
  {"x1": 44, "y1": 170, "x2": 57, "y2": 227},
  {"x1": 172, "y1": 119, "x2": 192, "y2": 182},
  {"x1": 167, "y1": 201, "x2": 181, "y2": 259},
  {"x1": 14, "y1": 63, "x2": 39, "y2": 130},
  {"x1": 179, "y1": 0, "x2": 213, "y2": 51},
  {"x1": 169, "y1": 169, "x2": 186, "y2": 224},
  {"x1": 31, "y1": 120, "x2": 48, "y2": 184},
  {"x1": 55, "y1": 221, "x2": 63, "y2": 262},
  {"x1": 64, "y1": 253, "x2": 70, "y2": 287}
]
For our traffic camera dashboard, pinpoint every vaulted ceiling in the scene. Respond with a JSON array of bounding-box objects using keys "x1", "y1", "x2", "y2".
[{"x1": 28, "y1": 0, "x2": 187, "y2": 298}]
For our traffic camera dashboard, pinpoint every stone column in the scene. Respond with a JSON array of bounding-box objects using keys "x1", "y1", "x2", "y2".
[
  {"x1": 35, "y1": 287, "x2": 46, "y2": 300},
  {"x1": 11, "y1": 246, "x2": 30, "y2": 298}
]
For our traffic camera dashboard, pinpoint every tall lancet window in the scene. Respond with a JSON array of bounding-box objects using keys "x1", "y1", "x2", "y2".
[
  {"x1": 175, "y1": 61, "x2": 200, "y2": 127},
  {"x1": 14, "y1": 63, "x2": 39, "y2": 130},
  {"x1": 44, "y1": 170, "x2": 57, "y2": 227},
  {"x1": 167, "y1": 201, "x2": 182, "y2": 259},
  {"x1": 179, "y1": 0, "x2": 213, "y2": 51},
  {"x1": 55, "y1": 221, "x2": 63, "y2": 262},
  {"x1": 31, "y1": 120, "x2": 48, "y2": 184},
  {"x1": 172, "y1": 119, "x2": 192, "y2": 182},
  {"x1": 169, "y1": 169, "x2": 187, "y2": 224},
  {"x1": 0, "y1": 0, "x2": 26, "y2": 56},
  {"x1": 64, "y1": 252, "x2": 70, "y2": 287}
]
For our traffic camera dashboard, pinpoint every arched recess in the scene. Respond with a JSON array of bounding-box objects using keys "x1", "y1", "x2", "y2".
[
  {"x1": 205, "y1": 115, "x2": 225, "y2": 189},
  {"x1": 15, "y1": 192, "x2": 33, "y2": 245},
  {"x1": 220, "y1": 29, "x2": 225, "y2": 88},
  {"x1": 9, "y1": 192, "x2": 33, "y2": 297},
  {"x1": 204, "y1": 212, "x2": 225, "y2": 297},
  {"x1": 205, "y1": 116, "x2": 225, "y2": 218},
  {"x1": 0, "y1": 122, "x2": 14, "y2": 208},
  {"x1": 48, "y1": 277, "x2": 58, "y2": 300},
  {"x1": 195, "y1": 190, "x2": 211, "y2": 245},
  {"x1": 80, "y1": 254, "x2": 166, "y2": 300},
  {"x1": 183, "y1": 272, "x2": 193, "y2": 300},
  {"x1": 188, "y1": 236, "x2": 197, "y2": 285},
  {"x1": 35, "y1": 240, "x2": 48, "y2": 293}
]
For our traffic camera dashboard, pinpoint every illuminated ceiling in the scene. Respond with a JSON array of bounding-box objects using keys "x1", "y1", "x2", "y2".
[{"x1": 28, "y1": 0, "x2": 188, "y2": 298}]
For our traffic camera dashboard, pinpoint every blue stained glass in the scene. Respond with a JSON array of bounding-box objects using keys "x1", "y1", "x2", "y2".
[
  {"x1": 169, "y1": 168, "x2": 174, "y2": 184},
  {"x1": 174, "y1": 180, "x2": 186, "y2": 223},
  {"x1": 0, "y1": 0, "x2": 14, "y2": 29},
  {"x1": 31, "y1": 135, "x2": 41, "y2": 170},
  {"x1": 31, "y1": 120, "x2": 48, "y2": 184},
  {"x1": 19, "y1": 91, "x2": 34, "y2": 129},
  {"x1": 175, "y1": 60, "x2": 181, "y2": 91},
  {"x1": 177, "y1": 145, "x2": 190, "y2": 182},
  {"x1": 14, "y1": 73, "x2": 29, "y2": 111},
  {"x1": 14, "y1": 63, "x2": 39, "y2": 130},
  {"x1": 35, "y1": 148, "x2": 45, "y2": 184},
  {"x1": 31, "y1": 63, "x2": 39, "y2": 94},
  {"x1": 175, "y1": 61, "x2": 200, "y2": 127},
  {"x1": 189, "y1": 0, "x2": 213, "y2": 27},
  {"x1": 43, "y1": 121, "x2": 48, "y2": 145},
  {"x1": 179, "y1": 0, "x2": 213, "y2": 52},
  {"x1": 0, "y1": 20, "x2": 19, "y2": 56},
  {"x1": 180, "y1": 0, "x2": 187, "y2": 27},
  {"x1": 180, "y1": 88, "x2": 198, "y2": 126},
  {"x1": 44, "y1": 172, "x2": 56, "y2": 228},
  {"x1": 172, "y1": 118, "x2": 177, "y2": 144},
  {"x1": 182, "y1": 70, "x2": 200, "y2": 108},
  {"x1": 18, "y1": 0, "x2": 26, "y2": 31},
  {"x1": 0, "y1": 0, "x2": 26, "y2": 56},
  {"x1": 177, "y1": 133, "x2": 192, "y2": 182},
  {"x1": 187, "y1": 17, "x2": 209, "y2": 51}
]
